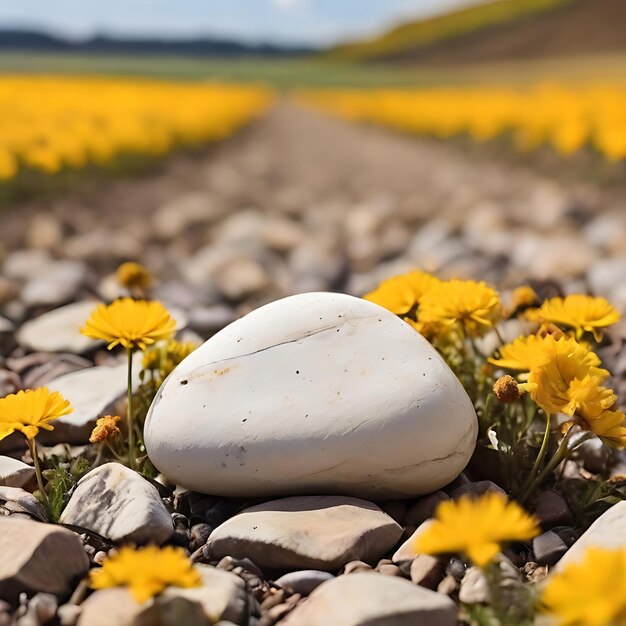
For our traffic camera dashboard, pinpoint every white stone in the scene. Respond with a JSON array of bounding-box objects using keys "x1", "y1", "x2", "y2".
[
  {"x1": 59, "y1": 463, "x2": 173, "y2": 545},
  {"x1": 281, "y1": 572, "x2": 457, "y2": 626},
  {"x1": 555, "y1": 501, "x2": 626, "y2": 570},
  {"x1": 145, "y1": 292, "x2": 477, "y2": 499},
  {"x1": 16, "y1": 301, "x2": 101, "y2": 354},
  {"x1": 37, "y1": 362, "x2": 140, "y2": 445},
  {"x1": 0, "y1": 456, "x2": 35, "y2": 489},
  {"x1": 21, "y1": 260, "x2": 87, "y2": 307}
]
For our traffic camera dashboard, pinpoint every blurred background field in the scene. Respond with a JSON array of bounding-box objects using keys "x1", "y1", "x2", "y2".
[{"x1": 1, "y1": 0, "x2": 626, "y2": 307}]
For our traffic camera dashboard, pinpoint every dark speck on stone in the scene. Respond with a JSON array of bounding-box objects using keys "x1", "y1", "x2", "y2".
[{"x1": 181, "y1": 380, "x2": 188, "y2": 385}]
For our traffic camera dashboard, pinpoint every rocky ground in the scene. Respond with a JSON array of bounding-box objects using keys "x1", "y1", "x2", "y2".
[{"x1": 1, "y1": 100, "x2": 626, "y2": 625}]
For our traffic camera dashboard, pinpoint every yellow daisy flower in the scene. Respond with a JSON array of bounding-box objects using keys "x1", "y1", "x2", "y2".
[
  {"x1": 81, "y1": 298, "x2": 176, "y2": 351},
  {"x1": 0, "y1": 388, "x2": 72, "y2": 441},
  {"x1": 90, "y1": 546, "x2": 202, "y2": 603},
  {"x1": 527, "y1": 294, "x2": 620, "y2": 341},
  {"x1": 116, "y1": 262, "x2": 152, "y2": 292},
  {"x1": 413, "y1": 493, "x2": 539, "y2": 567},
  {"x1": 364, "y1": 270, "x2": 439, "y2": 316},
  {"x1": 541, "y1": 547, "x2": 626, "y2": 626},
  {"x1": 489, "y1": 334, "x2": 606, "y2": 378},
  {"x1": 417, "y1": 279, "x2": 502, "y2": 338}
]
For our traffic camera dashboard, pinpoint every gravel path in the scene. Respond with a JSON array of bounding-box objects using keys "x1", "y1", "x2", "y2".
[{"x1": 2, "y1": 99, "x2": 625, "y2": 312}]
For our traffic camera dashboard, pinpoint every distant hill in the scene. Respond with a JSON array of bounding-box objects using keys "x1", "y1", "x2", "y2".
[
  {"x1": 328, "y1": 0, "x2": 626, "y2": 64},
  {"x1": 0, "y1": 29, "x2": 315, "y2": 58}
]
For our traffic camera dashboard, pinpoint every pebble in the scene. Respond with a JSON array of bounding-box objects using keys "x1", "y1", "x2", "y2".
[
  {"x1": 206, "y1": 495, "x2": 402, "y2": 572},
  {"x1": 77, "y1": 565, "x2": 247, "y2": 626},
  {"x1": 20, "y1": 261, "x2": 87, "y2": 308},
  {"x1": 458, "y1": 567, "x2": 489, "y2": 604},
  {"x1": 533, "y1": 490, "x2": 573, "y2": 528},
  {"x1": 60, "y1": 462, "x2": 174, "y2": 545},
  {"x1": 32, "y1": 362, "x2": 139, "y2": 445},
  {"x1": 0, "y1": 487, "x2": 47, "y2": 521},
  {"x1": 16, "y1": 301, "x2": 101, "y2": 354},
  {"x1": 0, "y1": 517, "x2": 88, "y2": 605},
  {"x1": 409, "y1": 554, "x2": 448, "y2": 589},
  {"x1": 274, "y1": 571, "x2": 334, "y2": 596},
  {"x1": 0, "y1": 457, "x2": 35, "y2": 490},
  {"x1": 555, "y1": 501, "x2": 626, "y2": 570},
  {"x1": 280, "y1": 572, "x2": 457, "y2": 626},
  {"x1": 145, "y1": 292, "x2": 477, "y2": 499},
  {"x1": 532, "y1": 531, "x2": 570, "y2": 566}
]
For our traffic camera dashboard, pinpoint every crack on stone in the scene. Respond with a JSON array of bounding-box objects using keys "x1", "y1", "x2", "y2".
[{"x1": 184, "y1": 314, "x2": 384, "y2": 380}]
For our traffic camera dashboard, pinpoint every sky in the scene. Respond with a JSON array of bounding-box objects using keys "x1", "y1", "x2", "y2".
[{"x1": 0, "y1": 0, "x2": 474, "y2": 46}]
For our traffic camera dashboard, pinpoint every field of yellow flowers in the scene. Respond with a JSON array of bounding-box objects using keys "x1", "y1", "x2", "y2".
[
  {"x1": 0, "y1": 76, "x2": 273, "y2": 181},
  {"x1": 302, "y1": 83, "x2": 626, "y2": 161}
]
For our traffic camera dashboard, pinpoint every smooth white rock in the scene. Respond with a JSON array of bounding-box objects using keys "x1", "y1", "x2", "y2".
[
  {"x1": 0, "y1": 456, "x2": 35, "y2": 489},
  {"x1": 21, "y1": 261, "x2": 87, "y2": 307},
  {"x1": 16, "y1": 301, "x2": 102, "y2": 354},
  {"x1": 38, "y1": 361, "x2": 140, "y2": 445},
  {"x1": 555, "y1": 501, "x2": 626, "y2": 570},
  {"x1": 145, "y1": 292, "x2": 477, "y2": 499},
  {"x1": 60, "y1": 463, "x2": 174, "y2": 545}
]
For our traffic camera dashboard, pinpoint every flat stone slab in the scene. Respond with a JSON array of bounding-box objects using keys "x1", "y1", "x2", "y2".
[
  {"x1": 145, "y1": 292, "x2": 477, "y2": 499},
  {"x1": 206, "y1": 495, "x2": 403, "y2": 571},
  {"x1": 281, "y1": 572, "x2": 457, "y2": 626}
]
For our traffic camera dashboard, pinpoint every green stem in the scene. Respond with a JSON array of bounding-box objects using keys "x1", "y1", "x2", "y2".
[
  {"x1": 29, "y1": 438, "x2": 52, "y2": 520},
  {"x1": 493, "y1": 325, "x2": 506, "y2": 347},
  {"x1": 520, "y1": 413, "x2": 552, "y2": 494},
  {"x1": 520, "y1": 429, "x2": 574, "y2": 504},
  {"x1": 127, "y1": 348, "x2": 135, "y2": 471}
]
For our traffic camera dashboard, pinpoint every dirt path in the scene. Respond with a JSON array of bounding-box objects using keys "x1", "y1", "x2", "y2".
[{"x1": 1, "y1": 100, "x2": 625, "y2": 312}]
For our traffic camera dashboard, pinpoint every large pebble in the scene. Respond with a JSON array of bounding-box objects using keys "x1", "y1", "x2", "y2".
[
  {"x1": 16, "y1": 301, "x2": 101, "y2": 354},
  {"x1": 36, "y1": 362, "x2": 140, "y2": 445},
  {"x1": 555, "y1": 501, "x2": 626, "y2": 570},
  {"x1": 145, "y1": 292, "x2": 477, "y2": 498},
  {"x1": 0, "y1": 517, "x2": 88, "y2": 605},
  {"x1": 206, "y1": 495, "x2": 402, "y2": 572},
  {"x1": 281, "y1": 572, "x2": 457, "y2": 626},
  {"x1": 0, "y1": 456, "x2": 35, "y2": 489},
  {"x1": 59, "y1": 463, "x2": 173, "y2": 545},
  {"x1": 78, "y1": 565, "x2": 247, "y2": 626}
]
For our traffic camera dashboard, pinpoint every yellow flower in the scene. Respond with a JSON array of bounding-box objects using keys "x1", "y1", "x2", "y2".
[
  {"x1": 364, "y1": 270, "x2": 439, "y2": 316},
  {"x1": 89, "y1": 415, "x2": 122, "y2": 444},
  {"x1": 489, "y1": 334, "x2": 606, "y2": 377},
  {"x1": 525, "y1": 348, "x2": 610, "y2": 417},
  {"x1": 116, "y1": 262, "x2": 152, "y2": 292},
  {"x1": 418, "y1": 279, "x2": 502, "y2": 337},
  {"x1": 0, "y1": 388, "x2": 72, "y2": 441},
  {"x1": 585, "y1": 409, "x2": 626, "y2": 449},
  {"x1": 81, "y1": 298, "x2": 176, "y2": 351},
  {"x1": 413, "y1": 493, "x2": 539, "y2": 567},
  {"x1": 527, "y1": 294, "x2": 620, "y2": 341},
  {"x1": 90, "y1": 545, "x2": 202, "y2": 603},
  {"x1": 541, "y1": 547, "x2": 626, "y2": 626},
  {"x1": 510, "y1": 285, "x2": 539, "y2": 310}
]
